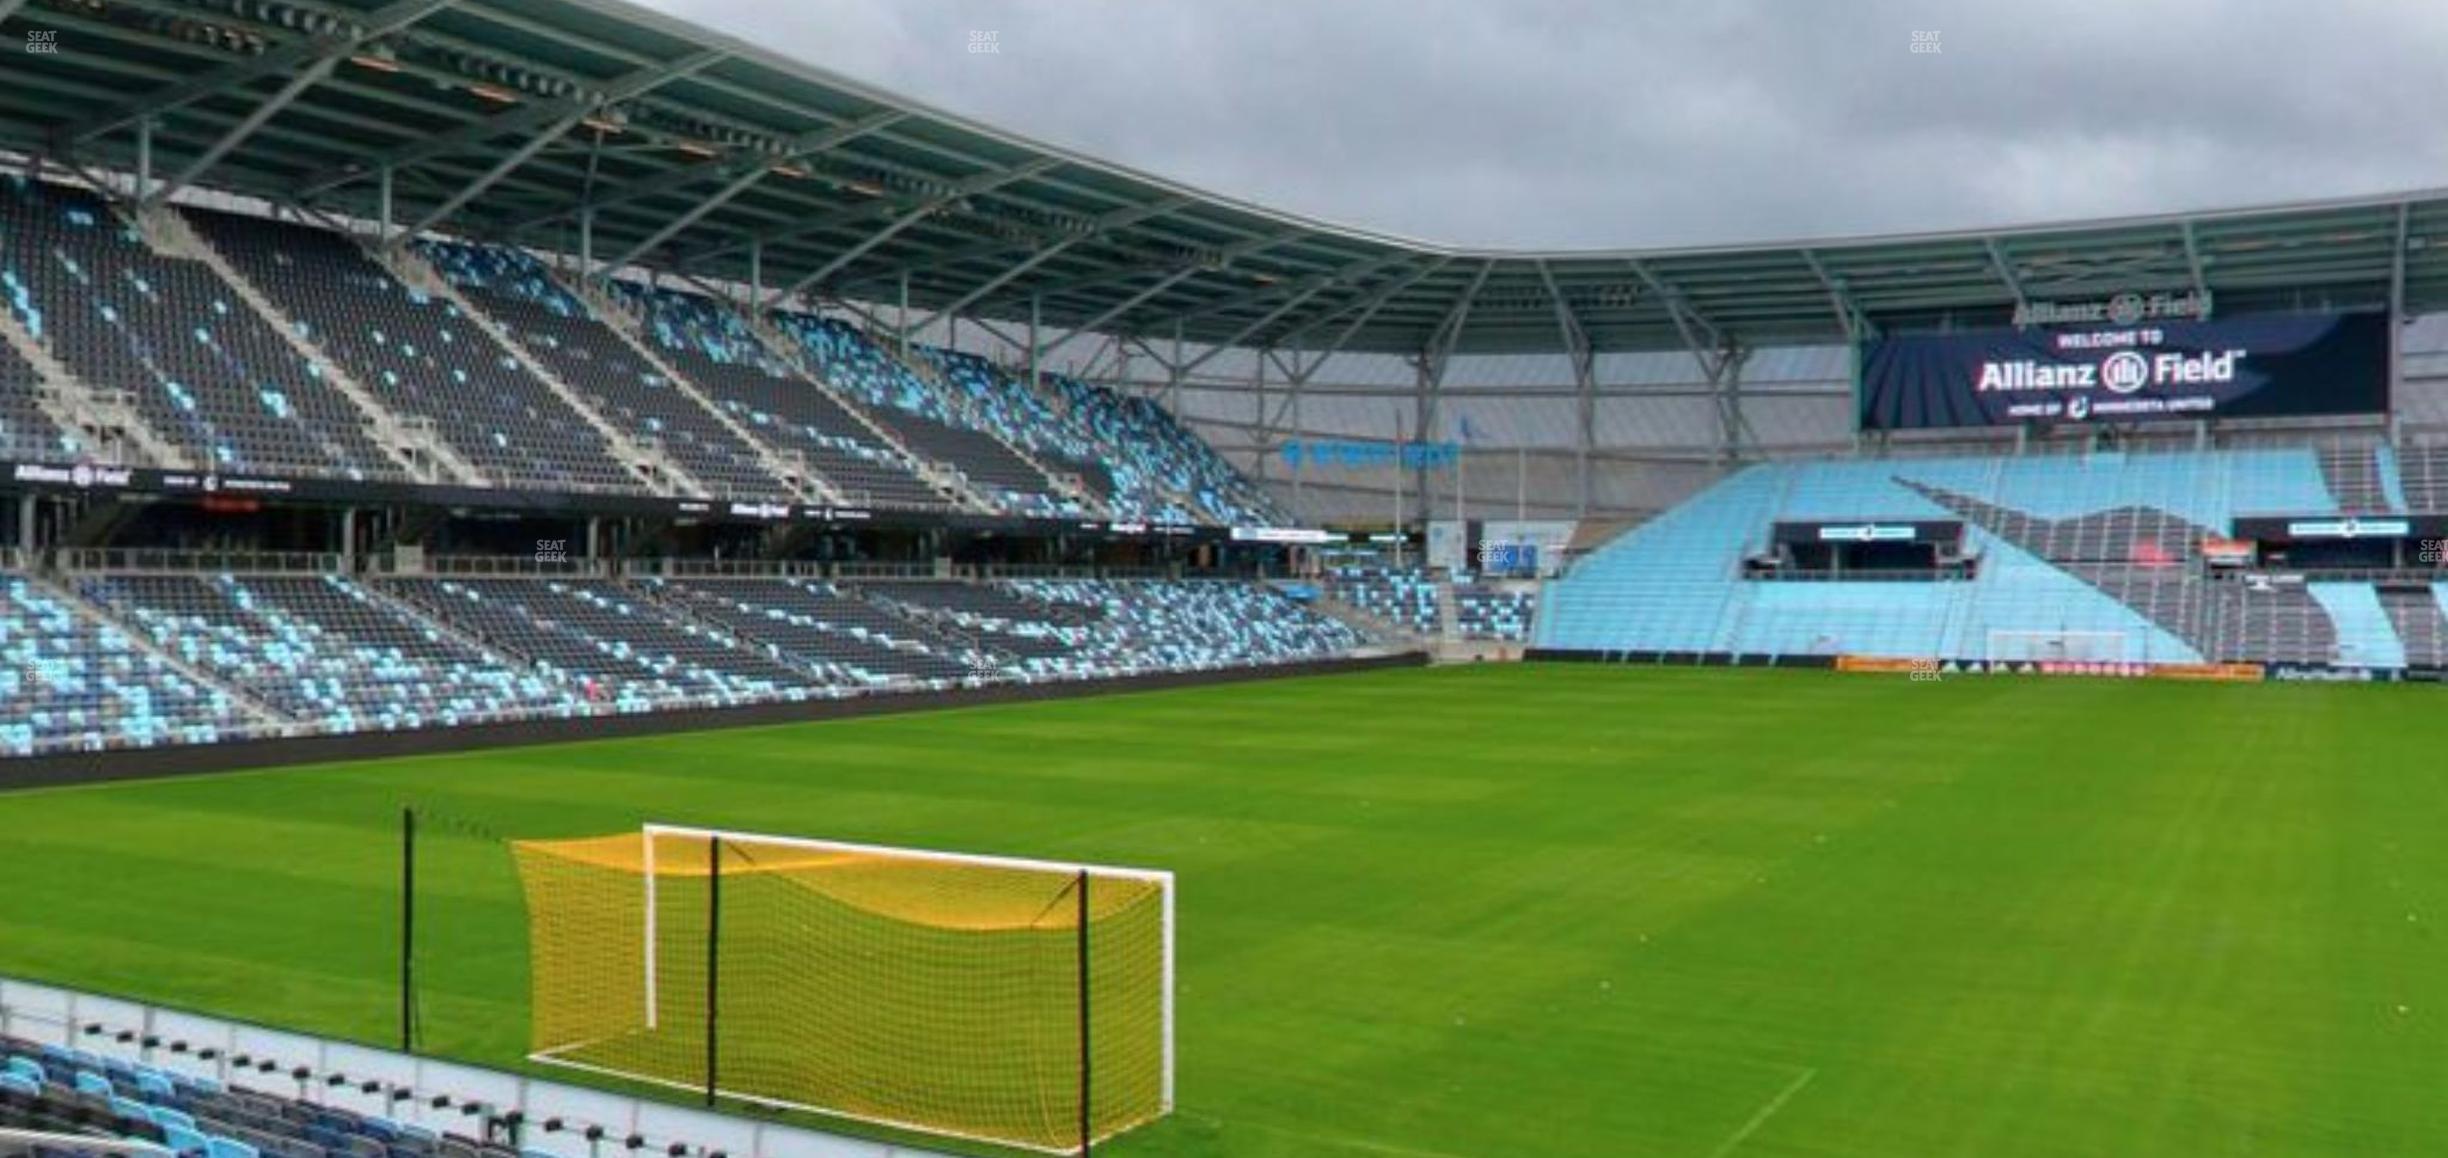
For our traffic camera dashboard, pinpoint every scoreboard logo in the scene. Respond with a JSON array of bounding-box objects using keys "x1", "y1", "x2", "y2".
[{"x1": 2101, "y1": 351, "x2": 2150, "y2": 393}]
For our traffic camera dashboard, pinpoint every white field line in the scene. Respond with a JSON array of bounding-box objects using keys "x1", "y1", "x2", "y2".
[{"x1": 1706, "y1": 1066, "x2": 1818, "y2": 1158}]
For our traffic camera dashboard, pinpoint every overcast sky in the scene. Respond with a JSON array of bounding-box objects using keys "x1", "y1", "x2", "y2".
[{"x1": 638, "y1": 0, "x2": 2448, "y2": 251}]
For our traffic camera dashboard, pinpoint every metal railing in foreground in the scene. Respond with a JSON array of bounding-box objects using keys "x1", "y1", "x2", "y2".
[
  {"x1": 0, "y1": 976, "x2": 957, "y2": 1158},
  {"x1": 55, "y1": 550, "x2": 344, "y2": 575}
]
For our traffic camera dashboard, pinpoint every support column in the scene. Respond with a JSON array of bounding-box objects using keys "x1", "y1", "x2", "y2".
[
  {"x1": 748, "y1": 239, "x2": 764, "y2": 309},
  {"x1": 1028, "y1": 295, "x2": 1041, "y2": 388},
  {"x1": 1167, "y1": 320, "x2": 1186, "y2": 413},
  {"x1": 135, "y1": 118, "x2": 154, "y2": 203},
  {"x1": 1709, "y1": 344, "x2": 1750, "y2": 470},
  {"x1": 1252, "y1": 350, "x2": 1270, "y2": 487},
  {"x1": 377, "y1": 165, "x2": 394, "y2": 248},
  {"x1": 2389, "y1": 201, "x2": 2410, "y2": 445},
  {"x1": 897, "y1": 271, "x2": 911, "y2": 360},
  {"x1": 1414, "y1": 355, "x2": 1436, "y2": 523},
  {"x1": 1575, "y1": 354, "x2": 1596, "y2": 518},
  {"x1": 579, "y1": 207, "x2": 595, "y2": 280},
  {"x1": 1290, "y1": 364, "x2": 1305, "y2": 519}
]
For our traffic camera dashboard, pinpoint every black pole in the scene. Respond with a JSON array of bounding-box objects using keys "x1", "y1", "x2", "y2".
[
  {"x1": 705, "y1": 835, "x2": 722, "y2": 1108},
  {"x1": 400, "y1": 807, "x2": 416, "y2": 1054},
  {"x1": 1077, "y1": 869, "x2": 1091, "y2": 1157}
]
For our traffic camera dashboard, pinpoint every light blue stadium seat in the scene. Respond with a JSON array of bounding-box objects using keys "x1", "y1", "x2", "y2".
[{"x1": 205, "y1": 1138, "x2": 258, "y2": 1158}]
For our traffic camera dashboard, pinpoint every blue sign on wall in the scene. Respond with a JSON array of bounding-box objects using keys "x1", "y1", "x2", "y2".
[{"x1": 1281, "y1": 440, "x2": 1460, "y2": 470}]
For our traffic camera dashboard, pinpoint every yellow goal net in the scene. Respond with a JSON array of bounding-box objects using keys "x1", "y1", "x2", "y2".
[{"x1": 510, "y1": 825, "x2": 1173, "y2": 1154}]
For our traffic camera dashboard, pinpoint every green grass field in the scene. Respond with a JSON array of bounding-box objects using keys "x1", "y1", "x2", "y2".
[{"x1": 2, "y1": 664, "x2": 2445, "y2": 1157}]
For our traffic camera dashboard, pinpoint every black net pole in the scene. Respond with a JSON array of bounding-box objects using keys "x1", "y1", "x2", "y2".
[
  {"x1": 705, "y1": 835, "x2": 722, "y2": 1108},
  {"x1": 1077, "y1": 868, "x2": 1092, "y2": 1157},
  {"x1": 400, "y1": 807, "x2": 416, "y2": 1053}
]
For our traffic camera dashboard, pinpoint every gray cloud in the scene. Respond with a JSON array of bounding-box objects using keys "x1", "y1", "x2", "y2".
[{"x1": 641, "y1": 0, "x2": 2448, "y2": 249}]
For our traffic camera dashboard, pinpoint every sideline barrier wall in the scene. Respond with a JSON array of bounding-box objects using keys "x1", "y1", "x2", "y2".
[{"x1": 0, "y1": 976, "x2": 957, "y2": 1158}]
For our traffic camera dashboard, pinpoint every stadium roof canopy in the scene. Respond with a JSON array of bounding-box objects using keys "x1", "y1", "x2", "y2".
[{"x1": 3, "y1": 0, "x2": 2446, "y2": 359}]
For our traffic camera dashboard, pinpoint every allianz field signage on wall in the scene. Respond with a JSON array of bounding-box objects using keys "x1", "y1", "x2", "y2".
[
  {"x1": 1857, "y1": 306, "x2": 2388, "y2": 430},
  {"x1": 2011, "y1": 290, "x2": 2213, "y2": 328}
]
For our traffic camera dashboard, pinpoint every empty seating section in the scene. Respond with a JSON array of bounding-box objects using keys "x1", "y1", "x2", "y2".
[
  {"x1": 0, "y1": 178, "x2": 395, "y2": 478},
  {"x1": 857, "y1": 579, "x2": 1359, "y2": 677},
  {"x1": 921, "y1": 348, "x2": 1213, "y2": 523},
  {"x1": 2396, "y1": 443, "x2": 2448, "y2": 511},
  {"x1": 2, "y1": 1036, "x2": 526, "y2": 1158},
  {"x1": 0, "y1": 1040, "x2": 170, "y2": 1156},
  {"x1": 2305, "y1": 581, "x2": 2404, "y2": 668},
  {"x1": 378, "y1": 578, "x2": 811, "y2": 709},
  {"x1": 1724, "y1": 583, "x2": 1951, "y2": 658},
  {"x1": 0, "y1": 335, "x2": 70, "y2": 462},
  {"x1": 1044, "y1": 371, "x2": 1279, "y2": 524},
  {"x1": 183, "y1": 209, "x2": 630, "y2": 491},
  {"x1": 1969, "y1": 559, "x2": 2200, "y2": 663},
  {"x1": 1536, "y1": 466, "x2": 1783, "y2": 653},
  {"x1": 1326, "y1": 566, "x2": 1438, "y2": 633},
  {"x1": 414, "y1": 242, "x2": 782, "y2": 499},
  {"x1": 1001, "y1": 580, "x2": 1364, "y2": 676},
  {"x1": 639, "y1": 577, "x2": 981, "y2": 686},
  {"x1": 2380, "y1": 586, "x2": 2448, "y2": 667},
  {"x1": 606, "y1": 282, "x2": 943, "y2": 509},
  {"x1": 0, "y1": 190, "x2": 1285, "y2": 514},
  {"x1": 857, "y1": 580, "x2": 1090, "y2": 662},
  {"x1": 2315, "y1": 445, "x2": 2395, "y2": 512},
  {"x1": 1454, "y1": 584, "x2": 1533, "y2": 641},
  {"x1": 772, "y1": 316, "x2": 1071, "y2": 517},
  {"x1": 74, "y1": 573, "x2": 585, "y2": 731},
  {"x1": 2374, "y1": 444, "x2": 2413, "y2": 511},
  {"x1": 0, "y1": 570, "x2": 1371, "y2": 759},
  {"x1": 1539, "y1": 448, "x2": 2426, "y2": 665},
  {"x1": 0, "y1": 575, "x2": 240, "y2": 755}
]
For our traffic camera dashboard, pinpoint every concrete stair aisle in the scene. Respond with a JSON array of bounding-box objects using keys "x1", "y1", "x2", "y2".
[
  {"x1": 553, "y1": 270, "x2": 834, "y2": 506},
  {"x1": 740, "y1": 309, "x2": 995, "y2": 512},
  {"x1": 906, "y1": 350, "x2": 1108, "y2": 518},
  {"x1": 374, "y1": 242, "x2": 706, "y2": 499},
  {"x1": 1310, "y1": 587, "x2": 1415, "y2": 647},
  {"x1": 0, "y1": 305, "x2": 188, "y2": 469},
  {"x1": 29, "y1": 570, "x2": 293, "y2": 735},
  {"x1": 145, "y1": 205, "x2": 481, "y2": 486},
  {"x1": 362, "y1": 572, "x2": 559, "y2": 674},
  {"x1": 2314, "y1": 443, "x2": 2393, "y2": 512},
  {"x1": 2377, "y1": 586, "x2": 2448, "y2": 667}
]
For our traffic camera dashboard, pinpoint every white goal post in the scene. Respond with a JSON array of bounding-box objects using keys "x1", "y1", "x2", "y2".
[
  {"x1": 1983, "y1": 629, "x2": 2132, "y2": 663},
  {"x1": 639, "y1": 822, "x2": 1178, "y2": 1110},
  {"x1": 511, "y1": 822, "x2": 1177, "y2": 1155}
]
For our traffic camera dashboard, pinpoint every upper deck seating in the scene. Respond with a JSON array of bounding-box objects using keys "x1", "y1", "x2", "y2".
[{"x1": 184, "y1": 209, "x2": 630, "y2": 492}]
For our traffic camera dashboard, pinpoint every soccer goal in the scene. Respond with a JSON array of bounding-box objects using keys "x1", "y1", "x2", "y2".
[
  {"x1": 510, "y1": 825, "x2": 1174, "y2": 1155},
  {"x1": 1984, "y1": 629, "x2": 2132, "y2": 664}
]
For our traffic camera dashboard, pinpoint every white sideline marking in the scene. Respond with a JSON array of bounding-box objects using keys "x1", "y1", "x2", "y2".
[
  {"x1": 1216, "y1": 1117, "x2": 1480, "y2": 1158},
  {"x1": 1707, "y1": 1067, "x2": 1818, "y2": 1158}
]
